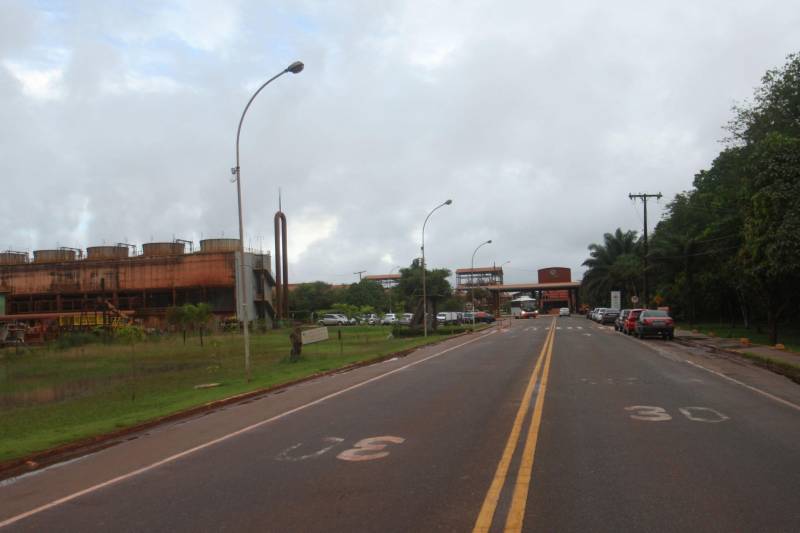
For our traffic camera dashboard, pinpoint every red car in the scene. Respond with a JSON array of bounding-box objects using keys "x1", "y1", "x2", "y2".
[
  {"x1": 520, "y1": 309, "x2": 538, "y2": 319},
  {"x1": 623, "y1": 308, "x2": 644, "y2": 335}
]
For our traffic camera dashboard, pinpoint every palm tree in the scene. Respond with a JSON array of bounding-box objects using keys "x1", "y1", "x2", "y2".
[{"x1": 582, "y1": 228, "x2": 640, "y2": 306}]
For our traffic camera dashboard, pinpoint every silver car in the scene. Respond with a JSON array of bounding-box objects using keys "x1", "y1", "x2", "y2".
[
  {"x1": 318, "y1": 313, "x2": 349, "y2": 326},
  {"x1": 381, "y1": 313, "x2": 398, "y2": 325}
]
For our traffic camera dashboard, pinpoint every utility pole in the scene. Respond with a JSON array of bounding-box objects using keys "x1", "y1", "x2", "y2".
[
  {"x1": 629, "y1": 192, "x2": 662, "y2": 308},
  {"x1": 354, "y1": 270, "x2": 366, "y2": 281}
]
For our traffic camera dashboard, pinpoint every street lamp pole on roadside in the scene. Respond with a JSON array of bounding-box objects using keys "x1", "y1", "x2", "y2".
[
  {"x1": 232, "y1": 60, "x2": 304, "y2": 381},
  {"x1": 388, "y1": 265, "x2": 401, "y2": 313},
  {"x1": 471, "y1": 240, "x2": 492, "y2": 328},
  {"x1": 421, "y1": 199, "x2": 452, "y2": 337}
]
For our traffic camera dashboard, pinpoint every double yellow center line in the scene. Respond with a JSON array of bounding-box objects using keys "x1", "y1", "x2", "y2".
[{"x1": 473, "y1": 318, "x2": 556, "y2": 533}]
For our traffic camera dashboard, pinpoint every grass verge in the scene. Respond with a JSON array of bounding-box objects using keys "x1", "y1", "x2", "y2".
[
  {"x1": 0, "y1": 325, "x2": 466, "y2": 463},
  {"x1": 677, "y1": 322, "x2": 800, "y2": 353},
  {"x1": 740, "y1": 352, "x2": 800, "y2": 385}
]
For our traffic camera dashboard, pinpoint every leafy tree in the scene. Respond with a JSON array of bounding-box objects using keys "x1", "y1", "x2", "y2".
[
  {"x1": 397, "y1": 259, "x2": 452, "y2": 329},
  {"x1": 739, "y1": 133, "x2": 800, "y2": 343},
  {"x1": 344, "y1": 279, "x2": 387, "y2": 311},
  {"x1": 581, "y1": 228, "x2": 640, "y2": 306}
]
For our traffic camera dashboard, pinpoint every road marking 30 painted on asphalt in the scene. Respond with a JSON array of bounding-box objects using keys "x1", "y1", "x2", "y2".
[
  {"x1": 275, "y1": 437, "x2": 344, "y2": 462},
  {"x1": 275, "y1": 435, "x2": 405, "y2": 462},
  {"x1": 625, "y1": 405, "x2": 729, "y2": 423},
  {"x1": 337, "y1": 436, "x2": 405, "y2": 462}
]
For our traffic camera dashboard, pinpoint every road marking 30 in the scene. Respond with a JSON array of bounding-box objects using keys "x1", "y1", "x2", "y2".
[
  {"x1": 275, "y1": 437, "x2": 344, "y2": 461},
  {"x1": 336, "y1": 436, "x2": 405, "y2": 462},
  {"x1": 625, "y1": 405, "x2": 729, "y2": 423},
  {"x1": 473, "y1": 318, "x2": 556, "y2": 533}
]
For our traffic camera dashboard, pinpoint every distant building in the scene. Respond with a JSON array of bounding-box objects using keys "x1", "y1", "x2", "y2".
[
  {"x1": 364, "y1": 274, "x2": 401, "y2": 289},
  {"x1": 455, "y1": 266, "x2": 504, "y2": 290},
  {"x1": 0, "y1": 239, "x2": 275, "y2": 329}
]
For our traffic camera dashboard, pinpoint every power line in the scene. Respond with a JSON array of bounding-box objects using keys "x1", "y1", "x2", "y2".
[{"x1": 629, "y1": 192, "x2": 662, "y2": 306}]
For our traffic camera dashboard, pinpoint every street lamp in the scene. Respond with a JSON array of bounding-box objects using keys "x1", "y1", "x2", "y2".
[
  {"x1": 388, "y1": 265, "x2": 401, "y2": 313},
  {"x1": 232, "y1": 60, "x2": 303, "y2": 382},
  {"x1": 471, "y1": 240, "x2": 492, "y2": 328},
  {"x1": 421, "y1": 199, "x2": 452, "y2": 337}
]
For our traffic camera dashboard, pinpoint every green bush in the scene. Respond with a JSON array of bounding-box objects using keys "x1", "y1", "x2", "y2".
[{"x1": 53, "y1": 331, "x2": 99, "y2": 350}]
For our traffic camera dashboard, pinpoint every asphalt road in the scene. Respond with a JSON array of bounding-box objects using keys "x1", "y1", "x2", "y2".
[{"x1": 1, "y1": 317, "x2": 799, "y2": 532}]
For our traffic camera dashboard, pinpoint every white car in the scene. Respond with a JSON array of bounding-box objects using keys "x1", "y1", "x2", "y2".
[
  {"x1": 317, "y1": 313, "x2": 348, "y2": 326},
  {"x1": 381, "y1": 313, "x2": 398, "y2": 325},
  {"x1": 559, "y1": 307, "x2": 570, "y2": 317}
]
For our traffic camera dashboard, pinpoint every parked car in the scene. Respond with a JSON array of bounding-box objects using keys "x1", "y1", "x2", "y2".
[
  {"x1": 520, "y1": 309, "x2": 538, "y2": 319},
  {"x1": 317, "y1": 313, "x2": 349, "y2": 326},
  {"x1": 559, "y1": 307, "x2": 570, "y2": 317},
  {"x1": 586, "y1": 308, "x2": 597, "y2": 320},
  {"x1": 381, "y1": 313, "x2": 398, "y2": 325},
  {"x1": 473, "y1": 311, "x2": 495, "y2": 323},
  {"x1": 593, "y1": 308, "x2": 609, "y2": 322},
  {"x1": 436, "y1": 311, "x2": 461, "y2": 325},
  {"x1": 622, "y1": 308, "x2": 644, "y2": 335},
  {"x1": 362, "y1": 313, "x2": 379, "y2": 325},
  {"x1": 634, "y1": 309, "x2": 675, "y2": 339},
  {"x1": 615, "y1": 309, "x2": 631, "y2": 331},
  {"x1": 398, "y1": 313, "x2": 414, "y2": 326},
  {"x1": 599, "y1": 308, "x2": 619, "y2": 324}
]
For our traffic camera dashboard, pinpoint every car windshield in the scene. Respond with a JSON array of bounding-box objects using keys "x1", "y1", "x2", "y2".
[{"x1": 643, "y1": 310, "x2": 669, "y2": 317}]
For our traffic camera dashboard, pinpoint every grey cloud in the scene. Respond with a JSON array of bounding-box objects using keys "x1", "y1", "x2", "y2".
[{"x1": 1, "y1": 0, "x2": 798, "y2": 284}]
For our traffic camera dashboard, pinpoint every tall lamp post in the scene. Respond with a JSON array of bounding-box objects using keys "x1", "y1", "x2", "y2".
[
  {"x1": 388, "y1": 265, "x2": 401, "y2": 313},
  {"x1": 471, "y1": 240, "x2": 492, "y2": 328},
  {"x1": 421, "y1": 199, "x2": 452, "y2": 337},
  {"x1": 232, "y1": 60, "x2": 304, "y2": 381}
]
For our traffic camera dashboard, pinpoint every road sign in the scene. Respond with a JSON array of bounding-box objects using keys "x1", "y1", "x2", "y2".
[
  {"x1": 630, "y1": 295, "x2": 639, "y2": 304},
  {"x1": 611, "y1": 291, "x2": 621, "y2": 309},
  {"x1": 301, "y1": 326, "x2": 329, "y2": 345}
]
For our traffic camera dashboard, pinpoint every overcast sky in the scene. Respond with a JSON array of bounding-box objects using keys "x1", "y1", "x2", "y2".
[{"x1": 2, "y1": 1, "x2": 798, "y2": 285}]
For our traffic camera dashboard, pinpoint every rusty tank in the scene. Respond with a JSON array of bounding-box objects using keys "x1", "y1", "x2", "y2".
[
  {"x1": 199, "y1": 238, "x2": 239, "y2": 253},
  {"x1": 86, "y1": 245, "x2": 130, "y2": 261},
  {"x1": 141, "y1": 242, "x2": 185, "y2": 257},
  {"x1": 0, "y1": 251, "x2": 28, "y2": 265},
  {"x1": 33, "y1": 249, "x2": 77, "y2": 263}
]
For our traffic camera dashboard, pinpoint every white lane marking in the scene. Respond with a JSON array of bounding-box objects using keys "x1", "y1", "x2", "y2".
[
  {"x1": 678, "y1": 407, "x2": 729, "y2": 423},
  {"x1": 0, "y1": 331, "x2": 494, "y2": 529},
  {"x1": 567, "y1": 326, "x2": 573, "y2": 330},
  {"x1": 275, "y1": 437, "x2": 344, "y2": 462},
  {"x1": 577, "y1": 326, "x2": 583, "y2": 330},
  {"x1": 556, "y1": 327, "x2": 562, "y2": 330},
  {"x1": 685, "y1": 360, "x2": 800, "y2": 413},
  {"x1": 336, "y1": 436, "x2": 405, "y2": 462},
  {"x1": 582, "y1": 333, "x2": 592, "y2": 337},
  {"x1": 624, "y1": 405, "x2": 672, "y2": 421}
]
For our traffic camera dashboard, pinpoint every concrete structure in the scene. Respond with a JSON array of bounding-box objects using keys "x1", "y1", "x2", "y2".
[
  {"x1": 0, "y1": 241, "x2": 275, "y2": 328},
  {"x1": 364, "y1": 274, "x2": 400, "y2": 289},
  {"x1": 484, "y1": 267, "x2": 580, "y2": 316},
  {"x1": 455, "y1": 266, "x2": 504, "y2": 290}
]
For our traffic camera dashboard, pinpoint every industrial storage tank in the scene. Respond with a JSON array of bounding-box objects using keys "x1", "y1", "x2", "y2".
[
  {"x1": 199, "y1": 238, "x2": 239, "y2": 253},
  {"x1": 33, "y1": 249, "x2": 77, "y2": 263},
  {"x1": 141, "y1": 242, "x2": 185, "y2": 257},
  {"x1": 86, "y1": 245, "x2": 130, "y2": 260},
  {"x1": 0, "y1": 251, "x2": 28, "y2": 265}
]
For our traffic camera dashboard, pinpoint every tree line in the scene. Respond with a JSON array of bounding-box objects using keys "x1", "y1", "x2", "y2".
[
  {"x1": 289, "y1": 259, "x2": 469, "y2": 320},
  {"x1": 582, "y1": 52, "x2": 800, "y2": 344}
]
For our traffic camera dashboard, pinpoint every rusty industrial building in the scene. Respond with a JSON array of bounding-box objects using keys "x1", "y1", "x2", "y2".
[{"x1": 0, "y1": 239, "x2": 275, "y2": 329}]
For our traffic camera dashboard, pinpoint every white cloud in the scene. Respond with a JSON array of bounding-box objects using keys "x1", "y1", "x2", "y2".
[
  {"x1": 157, "y1": 0, "x2": 240, "y2": 52},
  {"x1": 101, "y1": 72, "x2": 186, "y2": 94},
  {"x1": 288, "y1": 212, "x2": 339, "y2": 263},
  {"x1": 3, "y1": 60, "x2": 64, "y2": 100}
]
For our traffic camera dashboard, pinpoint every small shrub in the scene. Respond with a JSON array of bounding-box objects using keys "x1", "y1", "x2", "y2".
[{"x1": 54, "y1": 331, "x2": 99, "y2": 350}]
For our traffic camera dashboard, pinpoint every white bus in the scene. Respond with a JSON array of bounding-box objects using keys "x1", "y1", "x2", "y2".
[{"x1": 510, "y1": 295, "x2": 537, "y2": 317}]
